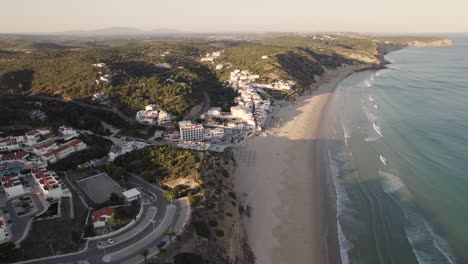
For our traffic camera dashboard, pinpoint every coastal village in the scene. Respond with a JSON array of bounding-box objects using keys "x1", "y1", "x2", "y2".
[
  {"x1": 0, "y1": 53, "x2": 294, "y2": 263},
  {"x1": 0, "y1": 31, "x2": 452, "y2": 264}
]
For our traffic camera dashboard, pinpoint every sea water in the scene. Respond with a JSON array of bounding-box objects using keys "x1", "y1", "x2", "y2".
[{"x1": 323, "y1": 34, "x2": 468, "y2": 264}]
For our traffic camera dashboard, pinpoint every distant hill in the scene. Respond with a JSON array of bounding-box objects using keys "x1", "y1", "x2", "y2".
[{"x1": 60, "y1": 27, "x2": 184, "y2": 36}]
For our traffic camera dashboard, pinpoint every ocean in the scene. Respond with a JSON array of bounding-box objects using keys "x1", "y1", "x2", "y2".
[{"x1": 323, "y1": 35, "x2": 468, "y2": 264}]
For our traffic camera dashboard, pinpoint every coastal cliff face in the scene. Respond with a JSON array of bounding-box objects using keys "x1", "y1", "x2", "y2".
[{"x1": 406, "y1": 39, "x2": 453, "y2": 47}]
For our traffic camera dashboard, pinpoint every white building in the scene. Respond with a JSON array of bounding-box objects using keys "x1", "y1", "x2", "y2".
[
  {"x1": 179, "y1": 121, "x2": 204, "y2": 141},
  {"x1": 92, "y1": 207, "x2": 113, "y2": 228},
  {"x1": 0, "y1": 174, "x2": 26, "y2": 198},
  {"x1": 177, "y1": 141, "x2": 211, "y2": 151},
  {"x1": 31, "y1": 168, "x2": 63, "y2": 198},
  {"x1": 40, "y1": 139, "x2": 87, "y2": 163},
  {"x1": 108, "y1": 141, "x2": 146, "y2": 162},
  {"x1": 157, "y1": 110, "x2": 173, "y2": 125},
  {"x1": 206, "y1": 107, "x2": 222, "y2": 117},
  {"x1": 0, "y1": 215, "x2": 9, "y2": 242},
  {"x1": 136, "y1": 105, "x2": 172, "y2": 125},
  {"x1": 59, "y1": 126, "x2": 79, "y2": 140},
  {"x1": 215, "y1": 64, "x2": 224, "y2": 70},
  {"x1": 92, "y1": 63, "x2": 106, "y2": 68},
  {"x1": 123, "y1": 188, "x2": 142, "y2": 202},
  {"x1": 204, "y1": 128, "x2": 225, "y2": 140},
  {"x1": 261, "y1": 55, "x2": 269, "y2": 59}
]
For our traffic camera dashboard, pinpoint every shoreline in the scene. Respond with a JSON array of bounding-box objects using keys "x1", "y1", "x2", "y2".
[{"x1": 233, "y1": 64, "x2": 373, "y2": 264}]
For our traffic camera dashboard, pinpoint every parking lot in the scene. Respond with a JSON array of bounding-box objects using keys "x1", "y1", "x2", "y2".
[{"x1": 76, "y1": 173, "x2": 124, "y2": 203}]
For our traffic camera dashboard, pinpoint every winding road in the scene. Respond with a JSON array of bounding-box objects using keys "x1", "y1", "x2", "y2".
[{"x1": 16, "y1": 175, "x2": 190, "y2": 264}]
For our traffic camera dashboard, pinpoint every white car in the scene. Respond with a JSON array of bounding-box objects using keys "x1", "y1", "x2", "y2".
[{"x1": 107, "y1": 239, "x2": 115, "y2": 244}]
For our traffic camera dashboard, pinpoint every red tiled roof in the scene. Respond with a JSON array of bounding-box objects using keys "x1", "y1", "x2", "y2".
[
  {"x1": 33, "y1": 141, "x2": 56, "y2": 150},
  {"x1": 1, "y1": 174, "x2": 21, "y2": 188},
  {"x1": 26, "y1": 130, "x2": 41, "y2": 136},
  {"x1": 0, "y1": 138, "x2": 17, "y2": 144},
  {"x1": 31, "y1": 168, "x2": 58, "y2": 190},
  {"x1": 92, "y1": 207, "x2": 113, "y2": 223},
  {"x1": 0, "y1": 151, "x2": 28, "y2": 161},
  {"x1": 43, "y1": 139, "x2": 84, "y2": 158}
]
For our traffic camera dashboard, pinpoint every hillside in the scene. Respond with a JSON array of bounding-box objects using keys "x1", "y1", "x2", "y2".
[{"x1": 0, "y1": 34, "x2": 452, "y2": 116}]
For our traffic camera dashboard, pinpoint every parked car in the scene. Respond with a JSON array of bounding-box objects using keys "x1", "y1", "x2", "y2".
[
  {"x1": 107, "y1": 239, "x2": 115, "y2": 244},
  {"x1": 157, "y1": 241, "x2": 166, "y2": 249}
]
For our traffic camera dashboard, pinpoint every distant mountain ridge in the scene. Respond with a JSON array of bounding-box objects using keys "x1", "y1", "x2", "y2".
[{"x1": 60, "y1": 27, "x2": 185, "y2": 36}]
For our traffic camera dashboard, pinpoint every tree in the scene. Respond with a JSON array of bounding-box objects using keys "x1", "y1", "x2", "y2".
[
  {"x1": 142, "y1": 249, "x2": 149, "y2": 263},
  {"x1": 166, "y1": 227, "x2": 175, "y2": 244},
  {"x1": 0, "y1": 242, "x2": 23, "y2": 263},
  {"x1": 109, "y1": 192, "x2": 120, "y2": 204},
  {"x1": 84, "y1": 224, "x2": 95, "y2": 237}
]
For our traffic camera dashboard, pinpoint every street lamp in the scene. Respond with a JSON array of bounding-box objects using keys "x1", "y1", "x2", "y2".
[{"x1": 150, "y1": 219, "x2": 157, "y2": 230}]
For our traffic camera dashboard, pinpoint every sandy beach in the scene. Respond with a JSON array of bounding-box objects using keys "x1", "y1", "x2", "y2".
[{"x1": 233, "y1": 64, "x2": 370, "y2": 264}]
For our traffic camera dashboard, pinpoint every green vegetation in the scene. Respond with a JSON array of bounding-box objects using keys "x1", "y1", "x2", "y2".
[
  {"x1": 0, "y1": 41, "x2": 236, "y2": 118},
  {"x1": 194, "y1": 221, "x2": 210, "y2": 238},
  {"x1": 215, "y1": 229, "x2": 224, "y2": 237},
  {"x1": 188, "y1": 195, "x2": 201, "y2": 207},
  {"x1": 83, "y1": 224, "x2": 95, "y2": 238},
  {"x1": 114, "y1": 146, "x2": 200, "y2": 181},
  {"x1": 0, "y1": 242, "x2": 23, "y2": 263},
  {"x1": 173, "y1": 252, "x2": 203, "y2": 264},
  {"x1": 108, "y1": 205, "x2": 139, "y2": 230}
]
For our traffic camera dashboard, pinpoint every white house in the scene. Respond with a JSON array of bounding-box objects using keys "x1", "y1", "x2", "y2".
[
  {"x1": 31, "y1": 168, "x2": 62, "y2": 198},
  {"x1": 33, "y1": 141, "x2": 57, "y2": 156},
  {"x1": 261, "y1": 55, "x2": 269, "y2": 59},
  {"x1": 92, "y1": 207, "x2": 114, "y2": 228},
  {"x1": 0, "y1": 215, "x2": 9, "y2": 242},
  {"x1": 122, "y1": 188, "x2": 142, "y2": 202},
  {"x1": 177, "y1": 141, "x2": 211, "y2": 151},
  {"x1": 157, "y1": 110, "x2": 173, "y2": 125},
  {"x1": 58, "y1": 126, "x2": 79, "y2": 140},
  {"x1": 92, "y1": 63, "x2": 106, "y2": 68},
  {"x1": 40, "y1": 139, "x2": 87, "y2": 163},
  {"x1": 206, "y1": 107, "x2": 222, "y2": 117},
  {"x1": 0, "y1": 174, "x2": 26, "y2": 198}
]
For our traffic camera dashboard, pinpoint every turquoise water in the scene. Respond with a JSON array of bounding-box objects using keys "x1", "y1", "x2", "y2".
[
  {"x1": 0, "y1": 166, "x2": 23, "y2": 176},
  {"x1": 324, "y1": 35, "x2": 468, "y2": 264}
]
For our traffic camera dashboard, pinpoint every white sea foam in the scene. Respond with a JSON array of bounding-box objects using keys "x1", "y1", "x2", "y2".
[
  {"x1": 379, "y1": 171, "x2": 405, "y2": 193},
  {"x1": 365, "y1": 136, "x2": 380, "y2": 142},
  {"x1": 373, "y1": 122, "x2": 383, "y2": 137},
  {"x1": 337, "y1": 219, "x2": 352, "y2": 264},
  {"x1": 380, "y1": 155, "x2": 387, "y2": 166},
  {"x1": 369, "y1": 96, "x2": 375, "y2": 102},
  {"x1": 379, "y1": 171, "x2": 457, "y2": 264},
  {"x1": 404, "y1": 209, "x2": 457, "y2": 264},
  {"x1": 328, "y1": 150, "x2": 353, "y2": 264},
  {"x1": 374, "y1": 104, "x2": 379, "y2": 109}
]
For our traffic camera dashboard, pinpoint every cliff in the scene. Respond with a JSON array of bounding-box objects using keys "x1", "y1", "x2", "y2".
[{"x1": 406, "y1": 39, "x2": 453, "y2": 47}]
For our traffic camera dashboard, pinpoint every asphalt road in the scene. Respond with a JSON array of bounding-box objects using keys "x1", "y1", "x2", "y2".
[{"x1": 16, "y1": 175, "x2": 190, "y2": 264}]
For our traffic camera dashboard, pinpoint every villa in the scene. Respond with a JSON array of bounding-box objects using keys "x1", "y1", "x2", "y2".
[{"x1": 92, "y1": 207, "x2": 114, "y2": 228}]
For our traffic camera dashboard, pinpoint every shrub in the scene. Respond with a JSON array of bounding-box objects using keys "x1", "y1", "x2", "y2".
[
  {"x1": 225, "y1": 212, "x2": 233, "y2": 217},
  {"x1": 174, "y1": 252, "x2": 203, "y2": 264},
  {"x1": 194, "y1": 221, "x2": 210, "y2": 238},
  {"x1": 215, "y1": 229, "x2": 224, "y2": 237},
  {"x1": 228, "y1": 191, "x2": 236, "y2": 199},
  {"x1": 189, "y1": 195, "x2": 201, "y2": 207}
]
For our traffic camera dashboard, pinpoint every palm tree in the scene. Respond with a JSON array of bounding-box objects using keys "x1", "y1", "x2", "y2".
[
  {"x1": 166, "y1": 227, "x2": 175, "y2": 244},
  {"x1": 142, "y1": 249, "x2": 149, "y2": 263}
]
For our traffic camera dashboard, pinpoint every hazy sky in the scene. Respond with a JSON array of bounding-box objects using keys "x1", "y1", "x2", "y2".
[{"x1": 1, "y1": 0, "x2": 467, "y2": 33}]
